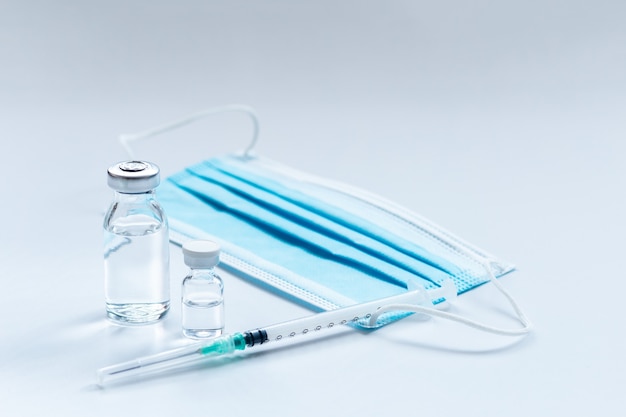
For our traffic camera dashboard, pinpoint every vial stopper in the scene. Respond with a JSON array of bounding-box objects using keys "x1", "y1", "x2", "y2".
[
  {"x1": 183, "y1": 240, "x2": 221, "y2": 269},
  {"x1": 107, "y1": 160, "x2": 160, "y2": 193}
]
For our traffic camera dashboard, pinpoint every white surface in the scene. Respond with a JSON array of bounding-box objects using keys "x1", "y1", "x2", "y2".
[{"x1": 1, "y1": 1, "x2": 624, "y2": 416}]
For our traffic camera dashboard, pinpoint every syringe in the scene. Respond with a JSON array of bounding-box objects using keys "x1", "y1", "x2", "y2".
[{"x1": 97, "y1": 285, "x2": 444, "y2": 386}]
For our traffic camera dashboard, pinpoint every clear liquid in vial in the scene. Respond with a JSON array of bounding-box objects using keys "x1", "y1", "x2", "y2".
[
  {"x1": 182, "y1": 293, "x2": 224, "y2": 339},
  {"x1": 104, "y1": 218, "x2": 170, "y2": 324}
]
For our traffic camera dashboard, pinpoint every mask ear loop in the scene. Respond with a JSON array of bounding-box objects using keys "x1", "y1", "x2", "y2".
[
  {"x1": 369, "y1": 263, "x2": 533, "y2": 336},
  {"x1": 118, "y1": 104, "x2": 260, "y2": 159}
]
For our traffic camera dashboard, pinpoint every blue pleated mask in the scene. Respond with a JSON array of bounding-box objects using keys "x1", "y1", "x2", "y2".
[{"x1": 119, "y1": 105, "x2": 525, "y2": 330}]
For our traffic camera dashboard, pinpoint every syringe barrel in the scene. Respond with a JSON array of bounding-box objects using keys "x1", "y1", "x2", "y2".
[{"x1": 261, "y1": 289, "x2": 426, "y2": 342}]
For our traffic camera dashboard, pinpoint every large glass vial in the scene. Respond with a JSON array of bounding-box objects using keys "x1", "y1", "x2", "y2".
[
  {"x1": 103, "y1": 161, "x2": 170, "y2": 324},
  {"x1": 181, "y1": 240, "x2": 224, "y2": 339}
]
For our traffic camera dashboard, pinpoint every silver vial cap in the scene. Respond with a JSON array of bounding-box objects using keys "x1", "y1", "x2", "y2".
[
  {"x1": 107, "y1": 161, "x2": 160, "y2": 193},
  {"x1": 183, "y1": 240, "x2": 221, "y2": 269}
]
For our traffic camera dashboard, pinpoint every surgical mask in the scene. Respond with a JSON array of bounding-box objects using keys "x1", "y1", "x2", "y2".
[{"x1": 119, "y1": 105, "x2": 531, "y2": 334}]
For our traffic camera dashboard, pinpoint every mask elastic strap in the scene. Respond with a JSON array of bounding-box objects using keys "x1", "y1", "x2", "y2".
[
  {"x1": 118, "y1": 104, "x2": 260, "y2": 159},
  {"x1": 369, "y1": 264, "x2": 533, "y2": 336}
]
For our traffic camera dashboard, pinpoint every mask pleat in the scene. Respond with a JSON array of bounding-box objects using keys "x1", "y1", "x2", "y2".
[
  {"x1": 186, "y1": 161, "x2": 457, "y2": 288},
  {"x1": 209, "y1": 157, "x2": 463, "y2": 277},
  {"x1": 173, "y1": 173, "x2": 442, "y2": 291},
  {"x1": 160, "y1": 174, "x2": 423, "y2": 301}
]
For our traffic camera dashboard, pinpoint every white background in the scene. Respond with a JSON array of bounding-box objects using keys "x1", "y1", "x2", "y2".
[{"x1": 1, "y1": 1, "x2": 624, "y2": 416}]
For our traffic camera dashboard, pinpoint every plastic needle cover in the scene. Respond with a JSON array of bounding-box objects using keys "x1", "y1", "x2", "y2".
[{"x1": 97, "y1": 333, "x2": 247, "y2": 385}]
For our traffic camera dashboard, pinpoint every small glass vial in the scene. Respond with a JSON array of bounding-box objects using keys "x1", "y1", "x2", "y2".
[
  {"x1": 181, "y1": 240, "x2": 225, "y2": 339},
  {"x1": 103, "y1": 161, "x2": 170, "y2": 325}
]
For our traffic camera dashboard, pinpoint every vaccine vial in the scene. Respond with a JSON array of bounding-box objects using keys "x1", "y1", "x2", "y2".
[
  {"x1": 103, "y1": 161, "x2": 170, "y2": 324},
  {"x1": 181, "y1": 240, "x2": 225, "y2": 339}
]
